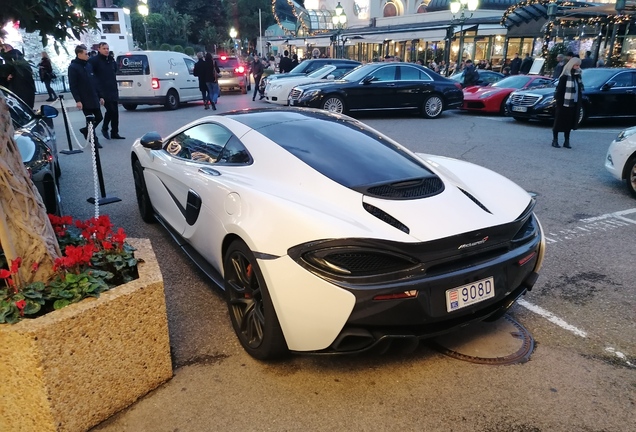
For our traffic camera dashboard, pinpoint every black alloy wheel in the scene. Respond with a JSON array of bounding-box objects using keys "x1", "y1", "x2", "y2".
[
  {"x1": 224, "y1": 240, "x2": 287, "y2": 360},
  {"x1": 500, "y1": 96, "x2": 510, "y2": 116},
  {"x1": 122, "y1": 104, "x2": 138, "y2": 111},
  {"x1": 132, "y1": 159, "x2": 155, "y2": 223},
  {"x1": 164, "y1": 89, "x2": 180, "y2": 110}
]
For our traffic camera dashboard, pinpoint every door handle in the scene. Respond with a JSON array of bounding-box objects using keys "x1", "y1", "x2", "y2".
[
  {"x1": 386, "y1": 83, "x2": 396, "y2": 87},
  {"x1": 199, "y1": 167, "x2": 220, "y2": 176}
]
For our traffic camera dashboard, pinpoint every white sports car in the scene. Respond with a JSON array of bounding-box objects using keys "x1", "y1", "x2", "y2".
[
  {"x1": 264, "y1": 63, "x2": 359, "y2": 105},
  {"x1": 131, "y1": 108, "x2": 545, "y2": 360},
  {"x1": 605, "y1": 126, "x2": 636, "y2": 198}
]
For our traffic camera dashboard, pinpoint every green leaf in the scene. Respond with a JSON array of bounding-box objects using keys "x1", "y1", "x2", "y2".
[
  {"x1": 53, "y1": 299, "x2": 71, "y2": 310},
  {"x1": 23, "y1": 301, "x2": 41, "y2": 315}
]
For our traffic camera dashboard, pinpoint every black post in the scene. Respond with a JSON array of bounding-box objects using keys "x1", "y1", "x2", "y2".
[
  {"x1": 58, "y1": 95, "x2": 83, "y2": 155},
  {"x1": 85, "y1": 114, "x2": 121, "y2": 206}
]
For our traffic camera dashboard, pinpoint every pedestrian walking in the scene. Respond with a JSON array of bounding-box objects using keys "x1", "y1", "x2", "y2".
[
  {"x1": 1, "y1": 44, "x2": 36, "y2": 108},
  {"x1": 38, "y1": 52, "x2": 57, "y2": 101},
  {"x1": 279, "y1": 50, "x2": 293, "y2": 74},
  {"x1": 520, "y1": 53, "x2": 533, "y2": 74},
  {"x1": 251, "y1": 53, "x2": 264, "y2": 101},
  {"x1": 509, "y1": 53, "x2": 522, "y2": 75},
  {"x1": 193, "y1": 52, "x2": 210, "y2": 109},
  {"x1": 461, "y1": 59, "x2": 479, "y2": 88},
  {"x1": 204, "y1": 52, "x2": 220, "y2": 110},
  {"x1": 552, "y1": 57, "x2": 583, "y2": 149},
  {"x1": 68, "y1": 44, "x2": 104, "y2": 148},
  {"x1": 291, "y1": 53, "x2": 299, "y2": 69},
  {"x1": 580, "y1": 51, "x2": 594, "y2": 69},
  {"x1": 89, "y1": 42, "x2": 125, "y2": 139}
]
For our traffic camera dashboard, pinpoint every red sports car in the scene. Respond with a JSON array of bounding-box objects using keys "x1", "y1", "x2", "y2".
[{"x1": 461, "y1": 75, "x2": 553, "y2": 115}]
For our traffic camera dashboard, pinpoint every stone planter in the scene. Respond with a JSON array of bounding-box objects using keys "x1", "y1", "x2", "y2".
[{"x1": 0, "y1": 238, "x2": 172, "y2": 432}]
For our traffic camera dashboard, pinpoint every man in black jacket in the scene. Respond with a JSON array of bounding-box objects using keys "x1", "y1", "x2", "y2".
[
  {"x1": 509, "y1": 53, "x2": 522, "y2": 75},
  {"x1": 89, "y1": 43, "x2": 124, "y2": 139},
  {"x1": 278, "y1": 50, "x2": 293, "y2": 74},
  {"x1": 520, "y1": 53, "x2": 533, "y2": 74},
  {"x1": 68, "y1": 44, "x2": 104, "y2": 148},
  {"x1": 193, "y1": 52, "x2": 209, "y2": 109},
  {"x1": 251, "y1": 54, "x2": 265, "y2": 101}
]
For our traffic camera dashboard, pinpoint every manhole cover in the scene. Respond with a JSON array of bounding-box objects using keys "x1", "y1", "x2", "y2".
[{"x1": 426, "y1": 315, "x2": 534, "y2": 365}]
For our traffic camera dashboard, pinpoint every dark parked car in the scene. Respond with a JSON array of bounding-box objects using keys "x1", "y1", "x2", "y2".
[
  {"x1": 450, "y1": 70, "x2": 505, "y2": 87},
  {"x1": 214, "y1": 55, "x2": 250, "y2": 94},
  {"x1": 506, "y1": 68, "x2": 636, "y2": 126},
  {"x1": 1, "y1": 85, "x2": 61, "y2": 214},
  {"x1": 288, "y1": 62, "x2": 463, "y2": 118},
  {"x1": 259, "y1": 59, "x2": 361, "y2": 94}
]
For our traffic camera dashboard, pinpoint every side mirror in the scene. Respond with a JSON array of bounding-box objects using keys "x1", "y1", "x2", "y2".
[
  {"x1": 362, "y1": 75, "x2": 375, "y2": 84},
  {"x1": 39, "y1": 105, "x2": 59, "y2": 119},
  {"x1": 602, "y1": 82, "x2": 616, "y2": 91},
  {"x1": 326, "y1": 74, "x2": 335, "y2": 80},
  {"x1": 140, "y1": 132, "x2": 163, "y2": 150}
]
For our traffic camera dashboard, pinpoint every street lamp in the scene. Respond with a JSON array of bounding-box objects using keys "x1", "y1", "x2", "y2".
[
  {"x1": 229, "y1": 27, "x2": 238, "y2": 55},
  {"x1": 449, "y1": 0, "x2": 478, "y2": 73},
  {"x1": 331, "y1": 2, "x2": 347, "y2": 58},
  {"x1": 138, "y1": 0, "x2": 150, "y2": 50}
]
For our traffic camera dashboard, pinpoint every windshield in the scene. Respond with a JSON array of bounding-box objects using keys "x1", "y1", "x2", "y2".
[
  {"x1": 308, "y1": 65, "x2": 334, "y2": 78},
  {"x1": 581, "y1": 69, "x2": 620, "y2": 88},
  {"x1": 339, "y1": 64, "x2": 373, "y2": 82},
  {"x1": 290, "y1": 62, "x2": 311, "y2": 74},
  {"x1": 492, "y1": 75, "x2": 531, "y2": 89}
]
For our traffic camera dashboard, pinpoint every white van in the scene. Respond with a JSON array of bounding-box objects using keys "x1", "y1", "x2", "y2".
[{"x1": 116, "y1": 51, "x2": 200, "y2": 110}]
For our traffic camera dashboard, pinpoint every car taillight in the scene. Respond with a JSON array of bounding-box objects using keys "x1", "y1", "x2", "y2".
[
  {"x1": 220, "y1": 55, "x2": 227, "y2": 60},
  {"x1": 235, "y1": 66, "x2": 245, "y2": 74},
  {"x1": 151, "y1": 78, "x2": 160, "y2": 89}
]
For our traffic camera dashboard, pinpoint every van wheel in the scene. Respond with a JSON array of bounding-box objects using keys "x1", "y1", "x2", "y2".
[{"x1": 164, "y1": 90, "x2": 180, "y2": 110}]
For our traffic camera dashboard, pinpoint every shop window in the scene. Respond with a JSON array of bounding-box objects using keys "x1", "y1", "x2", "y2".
[
  {"x1": 417, "y1": 1, "x2": 431, "y2": 13},
  {"x1": 102, "y1": 24, "x2": 121, "y2": 34},
  {"x1": 383, "y1": 1, "x2": 403, "y2": 17},
  {"x1": 100, "y1": 11, "x2": 119, "y2": 22}
]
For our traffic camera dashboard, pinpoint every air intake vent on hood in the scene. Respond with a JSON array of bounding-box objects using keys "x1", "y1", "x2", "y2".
[
  {"x1": 366, "y1": 177, "x2": 444, "y2": 199},
  {"x1": 458, "y1": 188, "x2": 492, "y2": 214},
  {"x1": 363, "y1": 203, "x2": 410, "y2": 234}
]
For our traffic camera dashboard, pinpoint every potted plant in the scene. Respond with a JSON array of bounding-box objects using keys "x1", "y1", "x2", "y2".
[{"x1": 0, "y1": 215, "x2": 172, "y2": 432}]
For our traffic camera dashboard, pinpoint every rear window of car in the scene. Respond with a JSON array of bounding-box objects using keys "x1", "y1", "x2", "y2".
[
  {"x1": 116, "y1": 55, "x2": 150, "y2": 75},
  {"x1": 252, "y1": 114, "x2": 436, "y2": 189},
  {"x1": 215, "y1": 57, "x2": 239, "y2": 69}
]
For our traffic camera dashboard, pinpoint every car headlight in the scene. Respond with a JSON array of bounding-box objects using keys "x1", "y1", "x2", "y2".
[
  {"x1": 479, "y1": 91, "x2": 497, "y2": 99},
  {"x1": 299, "y1": 89, "x2": 321, "y2": 99},
  {"x1": 616, "y1": 127, "x2": 636, "y2": 142},
  {"x1": 541, "y1": 96, "x2": 554, "y2": 105}
]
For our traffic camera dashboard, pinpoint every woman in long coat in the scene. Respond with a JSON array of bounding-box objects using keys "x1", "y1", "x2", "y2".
[{"x1": 552, "y1": 57, "x2": 583, "y2": 149}]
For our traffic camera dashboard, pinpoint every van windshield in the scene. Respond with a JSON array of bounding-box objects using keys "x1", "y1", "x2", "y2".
[{"x1": 116, "y1": 55, "x2": 150, "y2": 75}]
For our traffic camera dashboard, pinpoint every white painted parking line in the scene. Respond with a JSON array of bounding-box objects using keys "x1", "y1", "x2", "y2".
[
  {"x1": 545, "y1": 207, "x2": 636, "y2": 244},
  {"x1": 517, "y1": 299, "x2": 588, "y2": 337},
  {"x1": 605, "y1": 347, "x2": 635, "y2": 368}
]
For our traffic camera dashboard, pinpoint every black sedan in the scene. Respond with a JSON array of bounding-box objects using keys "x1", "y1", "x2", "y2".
[
  {"x1": 449, "y1": 69, "x2": 505, "y2": 87},
  {"x1": 2, "y1": 85, "x2": 61, "y2": 214},
  {"x1": 288, "y1": 62, "x2": 463, "y2": 118},
  {"x1": 506, "y1": 68, "x2": 636, "y2": 126}
]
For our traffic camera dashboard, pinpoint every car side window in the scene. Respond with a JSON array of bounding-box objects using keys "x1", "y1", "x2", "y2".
[
  {"x1": 218, "y1": 135, "x2": 252, "y2": 164},
  {"x1": 609, "y1": 72, "x2": 634, "y2": 88},
  {"x1": 184, "y1": 58, "x2": 195, "y2": 75},
  {"x1": 371, "y1": 66, "x2": 397, "y2": 82},
  {"x1": 399, "y1": 66, "x2": 431, "y2": 81},
  {"x1": 481, "y1": 73, "x2": 500, "y2": 84},
  {"x1": 4, "y1": 92, "x2": 34, "y2": 128},
  {"x1": 332, "y1": 67, "x2": 353, "y2": 79},
  {"x1": 164, "y1": 123, "x2": 232, "y2": 163}
]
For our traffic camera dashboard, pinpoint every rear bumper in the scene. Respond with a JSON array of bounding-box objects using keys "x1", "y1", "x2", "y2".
[{"x1": 118, "y1": 96, "x2": 165, "y2": 105}]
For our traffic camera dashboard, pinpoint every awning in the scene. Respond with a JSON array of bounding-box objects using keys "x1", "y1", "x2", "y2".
[
  {"x1": 477, "y1": 24, "x2": 507, "y2": 36},
  {"x1": 351, "y1": 27, "x2": 450, "y2": 43}
]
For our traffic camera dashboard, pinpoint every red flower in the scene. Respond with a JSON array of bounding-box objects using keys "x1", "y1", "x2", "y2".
[
  {"x1": 102, "y1": 241, "x2": 113, "y2": 250},
  {"x1": 0, "y1": 269, "x2": 11, "y2": 279},
  {"x1": 10, "y1": 257, "x2": 22, "y2": 274},
  {"x1": 112, "y1": 227, "x2": 127, "y2": 245},
  {"x1": 15, "y1": 300, "x2": 26, "y2": 310},
  {"x1": 31, "y1": 262, "x2": 39, "y2": 273}
]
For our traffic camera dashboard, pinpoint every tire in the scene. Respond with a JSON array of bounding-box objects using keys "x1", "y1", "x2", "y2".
[
  {"x1": 42, "y1": 176, "x2": 60, "y2": 216},
  {"x1": 513, "y1": 116, "x2": 530, "y2": 122},
  {"x1": 55, "y1": 161, "x2": 61, "y2": 179},
  {"x1": 625, "y1": 155, "x2": 636, "y2": 198},
  {"x1": 321, "y1": 95, "x2": 346, "y2": 114},
  {"x1": 241, "y1": 85, "x2": 247, "y2": 95},
  {"x1": 499, "y1": 96, "x2": 510, "y2": 116},
  {"x1": 224, "y1": 239, "x2": 288, "y2": 360},
  {"x1": 122, "y1": 104, "x2": 137, "y2": 111},
  {"x1": 132, "y1": 159, "x2": 156, "y2": 223},
  {"x1": 422, "y1": 94, "x2": 444, "y2": 119},
  {"x1": 164, "y1": 90, "x2": 179, "y2": 110}
]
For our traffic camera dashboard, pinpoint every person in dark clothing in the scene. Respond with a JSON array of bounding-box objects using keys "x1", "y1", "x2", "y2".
[
  {"x1": 0, "y1": 56, "x2": 36, "y2": 108},
  {"x1": 251, "y1": 53, "x2": 265, "y2": 101},
  {"x1": 520, "y1": 54, "x2": 533, "y2": 74},
  {"x1": 552, "y1": 57, "x2": 582, "y2": 149},
  {"x1": 509, "y1": 53, "x2": 522, "y2": 75},
  {"x1": 89, "y1": 42, "x2": 124, "y2": 139},
  {"x1": 68, "y1": 44, "x2": 104, "y2": 148},
  {"x1": 2, "y1": 44, "x2": 23, "y2": 61},
  {"x1": 291, "y1": 54, "x2": 299, "y2": 69},
  {"x1": 552, "y1": 54, "x2": 565, "y2": 79},
  {"x1": 461, "y1": 59, "x2": 479, "y2": 88},
  {"x1": 38, "y1": 52, "x2": 57, "y2": 101},
  {"x1": 580, "y1": 51, "x2": 594, "y2": 69},
  {"x1": 193, "y1": 52, "x2": 210, "y2": 109},
  {"x1": 278, "y1": 50, "x2": 293, "y2": 74},
  {"x1": 204, "y1": 52, "x2": 220, "y2": 110}
]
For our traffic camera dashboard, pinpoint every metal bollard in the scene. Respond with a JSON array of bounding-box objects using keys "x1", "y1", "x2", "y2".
[
  {"x1": 85, "y1": 114, "x2": 121, "y2": 207},
  {"x1": 58, "y1": 95, "x2": 83, "y2": 155}
]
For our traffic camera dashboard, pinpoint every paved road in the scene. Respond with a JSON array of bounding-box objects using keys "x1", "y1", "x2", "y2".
[{"x1": 45, "y1": 92, "x2": 636, "y2": 432}]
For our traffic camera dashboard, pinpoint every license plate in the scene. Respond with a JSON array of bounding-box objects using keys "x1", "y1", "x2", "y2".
[
  {"x1": 118, "y1": 81, "x2": 132, "y2": 88},
  {"x1": 512, "y1": 106, "x2": 527, "y2": 112},
  {"x1": 445, "y1": 277, "x2": 495, "y2": 312}
]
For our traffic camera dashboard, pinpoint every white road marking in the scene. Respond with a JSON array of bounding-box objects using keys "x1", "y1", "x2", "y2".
[
  {"x1": 547, "y1": 207, "x2": 636, "y2": 244},
  {"x1": 605, "y1": 347, "x2": 635, "y2": 368},
  {"x1": 517, "y1": 299, "x2": 588, "y2": 338}
]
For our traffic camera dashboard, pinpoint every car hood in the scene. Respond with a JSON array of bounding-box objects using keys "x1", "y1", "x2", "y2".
[
  {"x1": 293, "y1": 79, "x2": 349, "y2": 91},
  {"x1": 267, "y1": 73, "x2": 306, "y2": 81},
  {"x1": 512, "y1": 85, "x2": 555, "y2": 96},
  {"x1": 464, "y1": 87, "x2": 509, "y2": 97}
]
